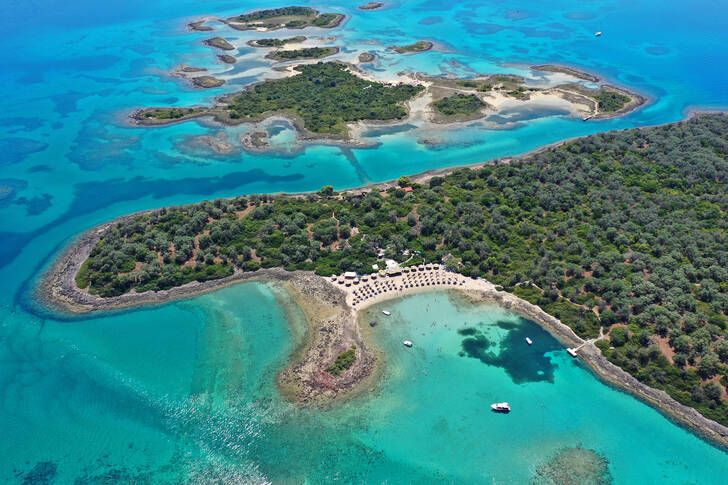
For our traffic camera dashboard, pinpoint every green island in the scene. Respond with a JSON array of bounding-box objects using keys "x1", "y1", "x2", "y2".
[
  {"x1": 249, "y1": 36, "x2": 306, "y2": 48},
  {"x1": 358, "y1": 2, "x2": 385, "y2": 10},
  {"x1": 266, "y1": 47, "x2": 339, "y2": 61},
  {"x1": 390, "y1": 41, "x2": 434, "y2": 54},
  {"x1": 358, "y1": 52, "x2": 376, "y2": 63},
  {"x1": 223, "y1": 6, "x2": 344, "y2": 31},
  {"x1": 203, "y1": 37, "x2": 235, "y2": 51},
  {"x1": 217, "y1": 54, "x2": 237, "y2": 64},
  {"x1": 326, "y1": 346, "x2": 357, "y2": 375},
  {"x1": 432, "y1": 93, "x2": 486, "y2": 119},
  {"x1": 223, "y1": 62, "x2": 422, "y2": 134},
  {"x1": 77, "y1": 114, "x2": 728, "y2": 425},
  {"x1": 137, "y1": 62, "x2": 423, "y2": 135},
  {"x1": 191, "y1": 76, "x2": 225, "y2": 88},
  {"x1": 177, "y1": 66, "x2": 207, "y2": 73}
]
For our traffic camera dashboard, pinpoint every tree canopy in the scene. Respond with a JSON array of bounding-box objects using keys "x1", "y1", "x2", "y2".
[
  {"x1": 225, "y1": 62, "x2": 423, "y2": 134},
  {"x1": 77, "y1": 114, "x2": 728, "y2": 424}
]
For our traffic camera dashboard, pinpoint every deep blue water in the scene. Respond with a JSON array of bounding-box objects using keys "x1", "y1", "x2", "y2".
[{"x1": 1, "y1": 0, "x2": 727, "y2": 482}]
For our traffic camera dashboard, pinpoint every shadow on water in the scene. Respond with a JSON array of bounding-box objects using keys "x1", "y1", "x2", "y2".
[{"x1": 457, "y1": 317, "x2": 561, "y2": 383}]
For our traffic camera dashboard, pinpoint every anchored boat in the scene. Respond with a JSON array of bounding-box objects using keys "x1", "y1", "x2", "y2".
[
  {"x1": 403, "y1": 340, "x2": 413, "y2": 347},
  {"x1": 382, "y1": 310, "x2": 391, "y2": 316},
  {"x1": 491, "y1": 402, "x2": 511, "y2": 413},
  {"x1": 526, "y1": 337, "x2": 533, "y2": 345}
]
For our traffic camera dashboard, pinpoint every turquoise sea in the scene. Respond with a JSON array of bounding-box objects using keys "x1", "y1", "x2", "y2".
[{"x1": 1, "y1": 0, "x2": 728, "y2": 482}]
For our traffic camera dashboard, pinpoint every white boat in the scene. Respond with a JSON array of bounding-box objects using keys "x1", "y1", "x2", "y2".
[
  {"x1": 526, "y1": 337, "x2": 533, "y2": 345},
  {"x1": 403, "y1": 340, "x2": 413, "y2": 347},
  {"x1": 491, "y1": 402, "x2": 511, "y2": 413},
  {"x1": 567, "y1": 348, "x2": 578, "y2": 357},
  {"x1": 595, "y1": 31, "x2": 602, "y2": 37},
  {"x1": 382, "y1": 310, "x2": 391, "y2": 316}
]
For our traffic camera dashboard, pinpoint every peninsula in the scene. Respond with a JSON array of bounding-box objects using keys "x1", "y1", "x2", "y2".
[{"x1": 42, "y1": 114, "x2": 728, "y2": 447}]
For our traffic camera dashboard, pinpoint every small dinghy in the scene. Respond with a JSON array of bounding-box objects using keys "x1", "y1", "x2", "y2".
[
  {"x1": 491, "y1": 402, "x2": 511, "y2": 413},
  {"x1": 403, "y1": 340, "x2": 413, "y2": 347}
]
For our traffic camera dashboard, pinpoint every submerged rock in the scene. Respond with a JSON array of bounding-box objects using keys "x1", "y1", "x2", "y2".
[{"x1": 532, "y1": 446, "x2": 613, "y2": 485}]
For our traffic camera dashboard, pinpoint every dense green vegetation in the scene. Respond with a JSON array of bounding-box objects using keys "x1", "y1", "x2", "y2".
[
  {"x1": 79, "y1": 114, "x2": 728, "y2": 424},
  {"x1": 142, "y1": 108, "x2": 202, "y2": 120},
  {"x1": 225, "y1": 62, "x2": 423, "y2": 134},
  {"x1": 229, "y1": 7, "x2": 340, "y2": 29},
  {"x1": 456, "y1": 80, "x2": 493, "y2": 92},
  {"x1": 268, "y1": 47, "x2": 337, "y2": 61},
  {"x1": 390, "y1": 41, "x2": 433, "y2": 53},
  {"x1": 327, "y1": 347, "x2": 357, "y2": 375},
  {"x1": 593, "y1": 89, "x2": 631, "y2": 112},
  {"x1": 254, "y1": 36, "x2": 306, "y2": 47},
  {"x1": 312, "y1": 13, "x2": 338, "y2": 27},
  {"x1": 432, "y1": 94, "x2": 485, "y2": 117},
  {"x1": 233, "y1": 7, "x2": 316, "y2": 22}
]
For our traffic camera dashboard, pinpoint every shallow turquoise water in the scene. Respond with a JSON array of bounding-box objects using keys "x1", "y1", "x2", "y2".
[{"x1": 2, "y1": 0, "x2": 728, "y2": 482}]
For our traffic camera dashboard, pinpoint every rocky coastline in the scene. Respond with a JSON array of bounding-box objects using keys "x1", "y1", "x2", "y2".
[
  {"x1": 449, "y1": 287, "x2": 728, "y2": 450},
  {"x1": 38, "y1": 181, "x2": 728, "y2": 448}
]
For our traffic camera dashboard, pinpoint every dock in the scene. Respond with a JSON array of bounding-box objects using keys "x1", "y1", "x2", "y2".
[{"x1": 567, "y1": 336, "x2": 600, "y2": 357}]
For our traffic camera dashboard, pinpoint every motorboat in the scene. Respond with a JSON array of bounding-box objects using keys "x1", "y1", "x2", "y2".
[
  {"x1": 595, "y1": 31, "x2": 602, "y2": 37},
  {"x1": 382, "y1": 310, "x2": 391, "y2": 316},
  {"x1": 403, "y1": 340, "x2": 413, "y2": 347},
  {"x1": 491, "y1": 402, "x2": 511, "y2": 413},
  {"x1": 526, "y1": 337, "x2": 533, "y2": 345}
]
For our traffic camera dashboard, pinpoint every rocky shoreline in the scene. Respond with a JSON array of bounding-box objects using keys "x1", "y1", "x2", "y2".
[
  {"x1": 38, "y1": 203, "x2": 728, "y2": 448},
  {"x1": 38, "y1": 218, "x2": 376, "y2": 404},
  {"x1": 457, "y1": 288, "x2": 728, "y2": 450}
]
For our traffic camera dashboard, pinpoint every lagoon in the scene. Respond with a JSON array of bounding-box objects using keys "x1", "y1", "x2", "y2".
[{"x1": 8, "y1": 285, "x2": 728, "y2": 482}]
